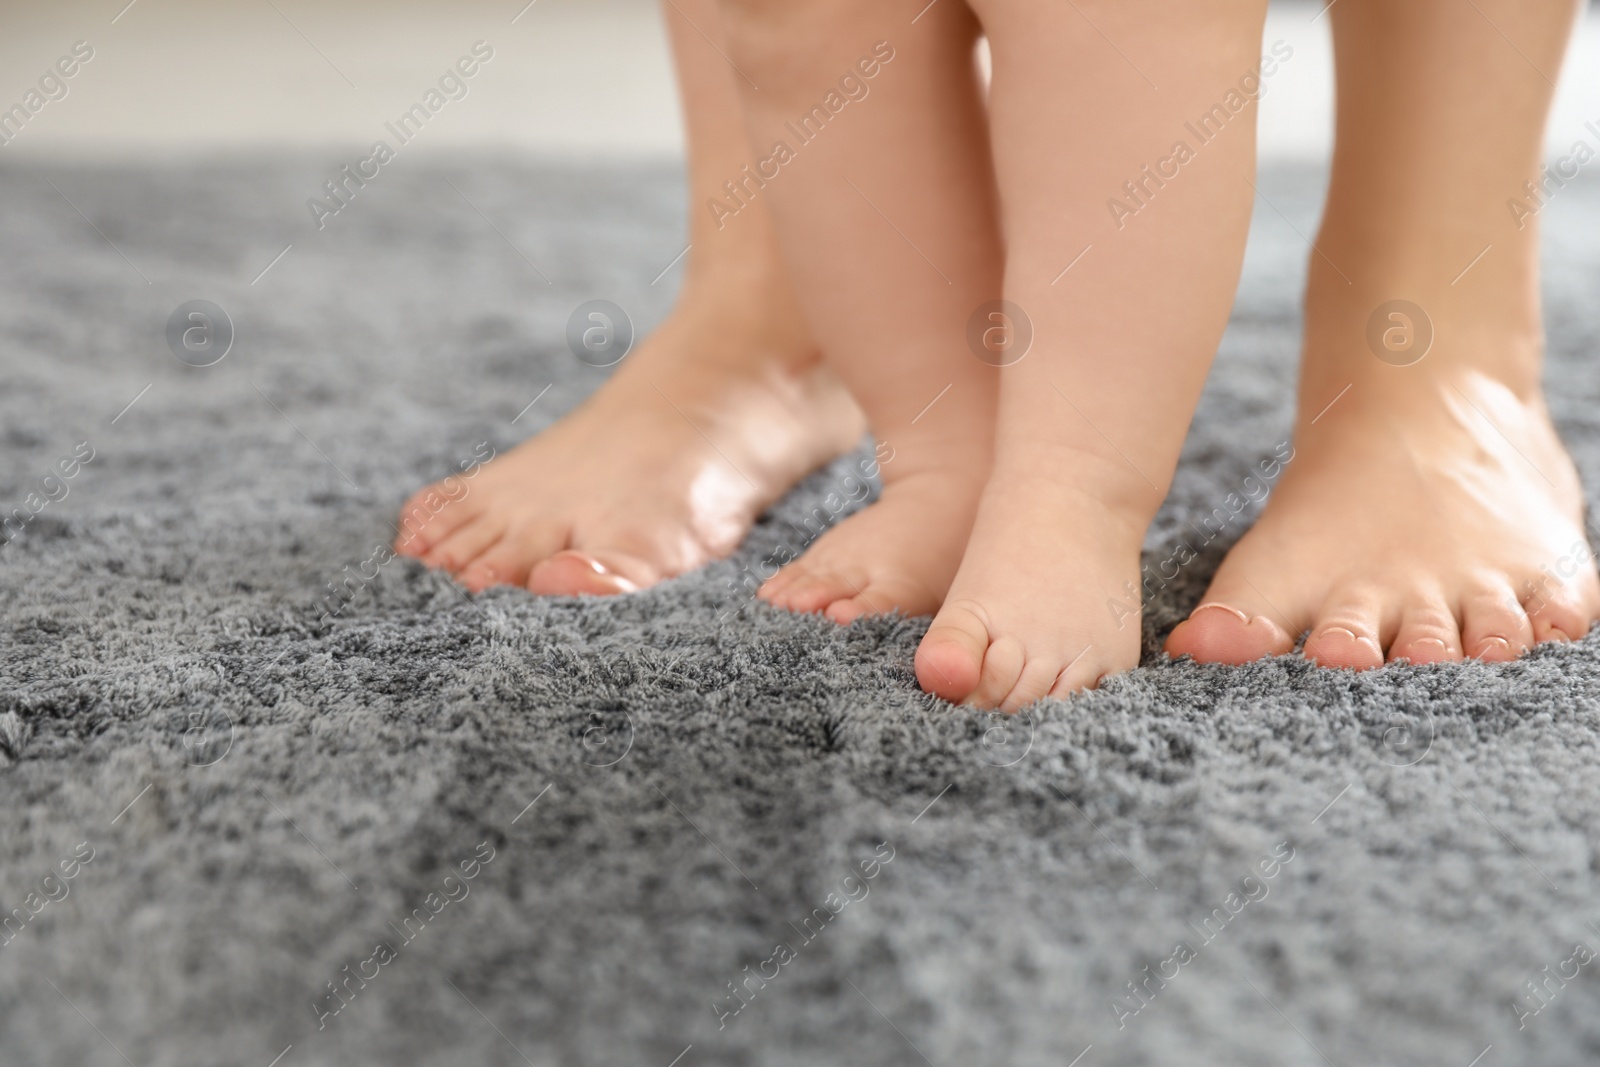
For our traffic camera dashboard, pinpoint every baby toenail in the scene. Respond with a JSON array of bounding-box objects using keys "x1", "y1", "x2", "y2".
[
  {"x1": 1472, "y1": 636, "x2": 1511, "y2": 659},
  {"x1": 1412, "y1": 638, "x2": 1449, "y2": 653}
]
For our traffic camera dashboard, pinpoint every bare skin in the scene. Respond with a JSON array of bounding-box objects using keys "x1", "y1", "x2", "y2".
[
  {"x1": 912, "y1": 0, "x2": 1273, "y2": 709},
  {"x1": 407, "y1": 0, "x2": 1596, "y2": 709},
  {"x1": 715, "y1": 0, "x2": 1002, "y2": 625},
  {"x1": 1166, "y1": 0, "x2": 1600, "y2": 667},
  {"x1": 394, "y1": 0, "x2": 863, "y2": 594}
]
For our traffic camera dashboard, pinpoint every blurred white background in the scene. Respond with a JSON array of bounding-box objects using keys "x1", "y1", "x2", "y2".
[{"x1": 0, "y1": 0, "x2": 1596, "y2": 163}]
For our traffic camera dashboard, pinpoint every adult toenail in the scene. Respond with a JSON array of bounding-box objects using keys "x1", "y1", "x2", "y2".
[
  {"x1": 560, "y1": 553, "x2": 639, "y2": 593},
  {"x1": 1315, "y1": 626, "x2": 1380, "y2": 654},
  {"x1": 1472, "y1": 636, "x2": 1511, "y2": 659},
  {"x1": 571, "y1": 557, "x2": 607, "y2": 577},
  {"x1": 1192, "y1": 602, "x2": 1249, "y2": 624}
]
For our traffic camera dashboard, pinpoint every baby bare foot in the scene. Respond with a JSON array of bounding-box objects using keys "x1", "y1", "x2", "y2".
[
  {"x1": 1166, "y1": 368, "x2": 1599, "y2": 668},
  {"x1": 395, "y1": 301, "x2": 863, "y2": 594},
  {"x1": 914, "y1": 460, "x2": 1153, "y2": 712},
  {"x1": 756, "y1": 455, "x2": 989, "y2": 624}
]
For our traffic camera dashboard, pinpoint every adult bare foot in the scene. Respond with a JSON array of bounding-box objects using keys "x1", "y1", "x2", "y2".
[
  {"x1": 395, "y1": 298, "x2": 863, "y2": 594},
  {"x1": 1165, "y1": 320, "x2": 1599, "y2": 668},
  {"x1": 390, "y1": 0, "x2": 867, "y2": 597},
  {"x1": 1164, "y1": 0, "x2": 1598, "y2": 668}
]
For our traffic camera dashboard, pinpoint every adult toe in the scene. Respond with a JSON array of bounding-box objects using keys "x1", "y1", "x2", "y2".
[
  {"x1": 423, "y1": 515, "x2": 507, "y2": 574},
  {"x1": 1304, "y1": 586, "x2": 1387, "y2": 669},
  {"x1": 457, "y1": 521, "x2": 566, "y2": 593},
  {"x1": 1460, "y1": 579, "x2": 1532, "y2": 662},
  {"x1": 1526, "y1": 581, "x2": 1595, "y2": 645},
  {"x1": 1387, "y1": 591, "x2": 1463, "y2": 665},
  {"x1": 395, "y1": 484, "x2": 478, "y2": 557},
  {"x1": 1164, "y1": 564, "x2": 1298, "y2": 665}
]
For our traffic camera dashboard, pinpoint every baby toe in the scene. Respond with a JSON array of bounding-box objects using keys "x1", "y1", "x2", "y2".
[
  {"x1": 962, "y1": 634, "x2": 1026, "y2": 711},
  {"x1": 916, "y1": 602, "x2": 990, "y2": 704}
]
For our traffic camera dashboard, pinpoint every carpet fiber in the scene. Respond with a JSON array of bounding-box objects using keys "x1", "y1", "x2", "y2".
[{"x1": 3, "y1": 159, "x2": 1600, "y2": 1067}]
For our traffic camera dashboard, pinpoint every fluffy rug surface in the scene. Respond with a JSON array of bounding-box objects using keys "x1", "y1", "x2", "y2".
[{"x1": 2, "y1": 159, "x2": 1599, "y2": 1067}]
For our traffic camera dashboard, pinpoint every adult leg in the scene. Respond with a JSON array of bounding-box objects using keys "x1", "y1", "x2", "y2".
[
  {"x1": 1166, "y1": 0, "x2": 1598, "y2": 667},
  {"x1": 395, "y1": 0, "x2": 863, "y2": 594}
]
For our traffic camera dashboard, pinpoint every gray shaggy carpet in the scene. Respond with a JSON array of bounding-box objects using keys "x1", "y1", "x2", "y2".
[{"x1": 2, "y1": 157, "x2": 1600, "y2": 1067}]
